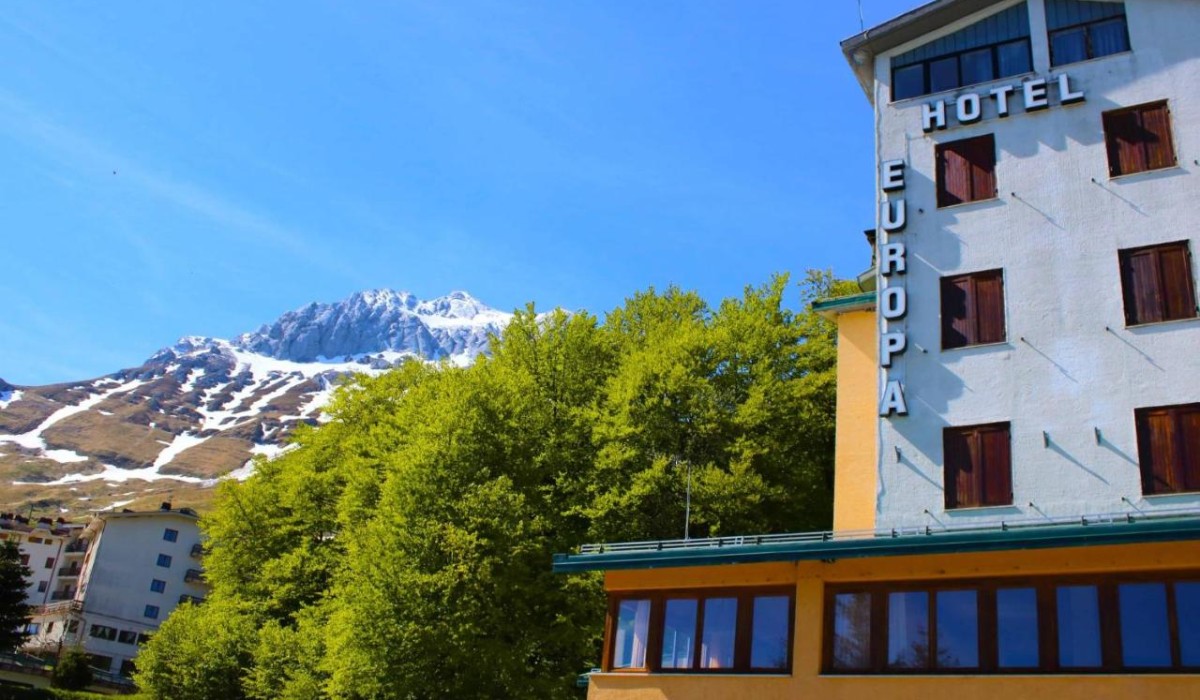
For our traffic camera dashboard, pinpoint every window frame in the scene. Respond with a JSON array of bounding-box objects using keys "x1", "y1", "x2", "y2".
[
  {"x1": 163, "y1": 528, "x2": 179, "y2": 543},
  {"x1": 155, "y1": 553, "x2": 172, "y2": 568},
  {"x1": 936, "y1": 134, "x2": 998, "y2": 209},
  {"x1": 1135, "y1": 403, "x2": 1200, "y2": 496},
  {"x1": 940, "y1": 268, "x2": 1007, "y2": 350},
  {"x1": 891, "y1": 37, "x2": 1033, "y2": 102},
  {"x1": 1118, "y1": 240, "x2": 1197, "y2": 327},
  {"x1": 603, "y1": 585, "x2": 796, "y2": 674},
  {"x1": 150, "y1": 579, "x2": 167, "y2": 594},
  {"x1": 1103, "y1": 101, "x2": 1177, "y2": 178},
  {"x1": 1048, "y1": 12, "x2": 1130, "y2": 67},
  {"x1": 943, "y1": 422, "x2": 1013, "y2": 510},
  {"x1": 823, "y1": 570, "x2": 1200, "y2": 675}
]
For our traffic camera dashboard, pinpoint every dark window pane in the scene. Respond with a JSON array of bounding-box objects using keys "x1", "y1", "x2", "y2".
[
  {"x1": 660, "y1": 598, "x2": 697, "y2": 669},
  {"x1": 1090, "y1": 17, "x2": 1129, "y2": 58},
  {"x1": 700, "y1": 598, "x2": 738, "y2": 669},
  {"x1": 936, "y1": 590, "x2": 979, "y2": 668},
  {"x1": 1050, "y1": 28, "x2": 1087, "y2": 66},
  {"x1": 997, "y1": 588, "x2": 1039, "y2": 667},
  {"x1": 929, "y1": 57, "x2": 959, "y2": 93},
  {"x1": 1118, "y1": 583, "x2": 1172, "y2": 667},
  {"x1": 997, "y1": 39, "x2": 1031, "y2": 77},
  {"x1": 613, "y1": 599, "x2": 650, "y2": 669},
  {"x1": 893, "y1": 64, "x2": 925, "y2": 101},
  {"x1": 1177, "y1": 582, "x2": 1200, "y2": 666},
  {"x1": 1057, "y1": 586, "x2": 1102, "y2": 668},
  {"x1": 833, "y1": 592, "x2": 873, "y2": 670},
  {"x1": 750, "y1": 596, "x2": 790, "y2": 669},
  {"x1": 960, "y1": 49, "x2": 994, "y2": 86},
  {"x1": 888, "y1": 591, "x2": 929, "y2": 668}
]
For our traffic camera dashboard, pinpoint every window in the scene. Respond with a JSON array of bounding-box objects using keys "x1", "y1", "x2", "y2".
[
  {"x1": 150, "y1": 579, "x2": 166, "y2": 594},
  {"x1": 1135, "y1": 403, "x2": 1200, "y2": 496},
  {"x1": 119, "y1": 659, "x2": 137, "y2": 677},
  {"x1": 163, "y1": 528, "x2": 178, "y2": 543},
  {"x1": 87, "y1": 654, "x2": 113, "y2": 673},
  {"x1": 936, "y1": 135, "x2": 997, "y2": 208},
  {"x1": 156, "y1": 554, "x2": 172, "y2": 568},
  {"x1": 891, "y1": 3, "x2": 1031, "y2": 100},
  {"x1": 941, "y1": 269, "x2": 1005, "y2": 349},
  {"x1": 37, "y1": 580, "x2": 47, "y2": 593},
  {"x1": 605, "y1": 587, "x2": 794, "y2": 673},
  {"x1": 44, "y1": 557, "x2": 54, "y2": 569},
  {"x1": 136, "y1": 632, "x2": 152, "y2": 646},
  {"x1": 1119, "y1": 241, "x2": 1196, "y2": 326},
  {"x1": 46, "y1": 621, "x2": 54, "y2": 634},
  {"x1": 89, "y1": 624, "x2": 118, "y2": 641},
  {"x1": 66, "y1": 620, "x2": 79, "y2": 633},
  {"x1": 25, "y1": 622, "x2": 40, "y2": 635},
  {"x1": 824, "y1": 572, "x2": 1200, "y2": 674},
  {"x1": 1103, "y1": 102, "x2": 1176, "y2": 177},
  {"x1": 1047, "y1": 0, "x2": 1129, "y2": 66},
  {"x1": 19, "y1": 553, "x2": 29, "y2": 566},
  {"x1": 944, "y1": 422, "x2": 1012, "y2": 509},
  {"x1": 144, "y1": 605, "x2": 160, "y2": 620},
  {"x1": 118, "y1": 630, "x2": 139, "y2": 645}
]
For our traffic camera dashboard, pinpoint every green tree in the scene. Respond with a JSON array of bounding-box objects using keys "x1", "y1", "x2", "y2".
[
  {"x1": 0, "y1": 540, "x2": 32, "y2": 654},
  {"x1": 51, "y1": 645, "x2": 94, "y2": 690},
  {"x1": 133, "y1": 599, "x2": 256, "y2": 700}
]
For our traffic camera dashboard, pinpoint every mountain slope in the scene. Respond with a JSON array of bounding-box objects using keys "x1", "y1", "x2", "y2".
[{"x1": 0, "y1": 290, "x2": 515, "y2": 515}]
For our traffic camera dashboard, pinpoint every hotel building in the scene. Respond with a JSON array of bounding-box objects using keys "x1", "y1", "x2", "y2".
[{"x1": 553, "y1": 1, "x2": 1200, "y2": 697}]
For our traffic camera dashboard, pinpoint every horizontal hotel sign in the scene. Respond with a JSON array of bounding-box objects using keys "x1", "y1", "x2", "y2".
[{"x1": 921, "y1": 74, "x2": 1085, "y2": 132}]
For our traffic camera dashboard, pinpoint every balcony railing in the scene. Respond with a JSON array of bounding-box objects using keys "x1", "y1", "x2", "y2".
[
  {"x1": 178, "y1": 594, "x2": 205, "y2": 605},
  {"x1": 190, "y1": 542, "x2": 203, "y2": 558},
  {"x1": 63, "y1": 540, "x2": 88, "y2": 554},
  {"x1": 184, "y1": 569, "x2": 204, "y2": 583},
  {"x1": 57, "y1": 566, "x2": 82, "y2": 578},
  {"x1": 49, "y1": 590, "x2": 76, "y2": 601}
]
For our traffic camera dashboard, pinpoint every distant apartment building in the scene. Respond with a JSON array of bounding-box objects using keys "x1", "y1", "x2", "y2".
[
  {"x1": 6, "y1": 505, "x2": 208, "y2": 680},
  {"x1": 0, "y1": 514, "x2": 86, "y2": 610}
]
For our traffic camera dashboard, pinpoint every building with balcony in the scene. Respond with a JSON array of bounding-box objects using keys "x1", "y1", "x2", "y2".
[
  {"x1": 553, "y1": 1, "x2": 1200, "y2": 697},
  {"x1": 21, "y1": 504, "x2": 208, "y2": 681}
]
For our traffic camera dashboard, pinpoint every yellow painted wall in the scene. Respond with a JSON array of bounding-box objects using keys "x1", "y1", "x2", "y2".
[
  {"x1": 831, "y1": 308, "x2": 877, "y2": 533},
  {"x1": 592, "y1": 542, "x2": 1200, "y2": 700}
]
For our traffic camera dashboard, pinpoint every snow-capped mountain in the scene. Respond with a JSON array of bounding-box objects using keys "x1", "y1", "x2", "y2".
[{"x1": 0, "y1": 290, "x2": 515, "y2": 515}]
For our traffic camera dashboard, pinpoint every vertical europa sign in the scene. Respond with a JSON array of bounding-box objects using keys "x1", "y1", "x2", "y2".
[{"x1": 879, "y1": 158, "x2": 908, "y2": 417}]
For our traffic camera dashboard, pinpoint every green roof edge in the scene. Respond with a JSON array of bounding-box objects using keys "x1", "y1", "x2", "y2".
[
  {"x1": 551, "y1": 517, "x2": 1200, "y2": 573},
  {"x1": 811, "y1": 290, "x2": 876, "y2": 316}
]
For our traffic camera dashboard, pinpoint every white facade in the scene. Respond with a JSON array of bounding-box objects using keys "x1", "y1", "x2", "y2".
[
  {"x1": 854, "y1": 0, "x2": 1200, "y2": 528},
  {"x1": 0, "y1": 516, "x2": 86, "y2": 610},
  {"x1": 23, "y1": 508, "x2": 207, "y2": 678}
]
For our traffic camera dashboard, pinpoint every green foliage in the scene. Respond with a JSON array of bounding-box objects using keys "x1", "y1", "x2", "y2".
[
  {"x1": 0, "y1": 540, "x2": 32, "y2": 654},
  {"x1": 50, "y1": 646, "x2": 92, "y2": 690},
  {"x1": 140, "y1": 272, "x2": 845, "y2": 699},
  {"x1": 133, "y1": 599, "x2": 256, "y2": 700}
]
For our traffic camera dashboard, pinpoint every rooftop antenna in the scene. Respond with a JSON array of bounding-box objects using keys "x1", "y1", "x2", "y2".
[
  {"x1": 858, "y1": 0, "x2": 866, "y2": 31},
  {"x1": 680, "y1": 456, "x2": 693, "y2": 541}
]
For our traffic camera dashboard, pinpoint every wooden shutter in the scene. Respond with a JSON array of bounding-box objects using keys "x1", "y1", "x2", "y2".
[
  {"x1": 974, "y1": 270, "x2": 1006, "y2": 344},
  {"x1": 939, "y1": 145, "x2": 972, "y2": 207},
  {"x1": 1157, "y1": 242, "x2": 1196, "y2": 322},
  {"x1": 944, "y1": 428, "x2": 977, "y2": 509},
  {"x1": 1137, "y1": 408, "x2": 1180, "y2": 494},
  {"x1": 941, "y1": 275, "x2": 974, "y2": 349},
  {"x1": 968, "y1": 135, "x2": 997, "y2": 202},
  {"x1": 1140, "y1": 102, "x2": 1176, "y2": 171},
  {"x1": 1104, "y1": 109, "x2": 1144, "y2": 176},
  {"x1": 1180, "y1": 406, "x2": 1200, "y2": 492},
  {"x1": 978, "y1": 424, "x2": 1012, "y2": 506},
  {"x1": 1120, "y1": 248, "x2": 1163, "y2": 325}
]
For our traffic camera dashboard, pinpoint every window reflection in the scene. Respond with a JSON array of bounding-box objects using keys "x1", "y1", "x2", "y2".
[
  {"x1": 750, "y1": 595, "x2": 790, "y2": 669},
  {"x1": 833, "y1": 592, "x2": 872, "y2": 670},
  {"x1": 996, "y1": 587, "x2": 1039, "y2": 668},
  {"x1": 700, "y1": 598, "x2": 737, "y2": 669},
  {"x1": 888, "y1": 591, "x2": 929, "y2": 668},
  {"x1": 1057, "y1": 586, "x2": 1102, "y2": 668},
  {"x1": 660, "y1": 598, "x2": 697, "y2": 669},
  {"x1": 1176, "y1": 582, "x2": 1200, "y2": 666},
  {"x1": 613, "y1": 599, "x2": 650, "y2": 669},
  {"x1": 936, "y1": 590, "x2": 979, "y2": 668},
  {"x1": 1119, "y1": 583, "x2": 1171, "y2": 667}
]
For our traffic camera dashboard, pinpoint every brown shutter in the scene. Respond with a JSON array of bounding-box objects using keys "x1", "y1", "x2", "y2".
[
  {"x1": 979, "y1": 424, "x2": 1012, "y2": 506},
  {"x1": 941, "y1": 275, "x2": 974, "y2": 349},
  {"x1": 1137, "y1": 408, "x2": 1179, "y2": 494},
  {"x1": 969, "y1": 135, "x2": 997, "y2": 202},
  {"x1": 944, "y1": 428, "x2": 977, "y2": 509},
  {"x1": 1157, "y1": 242, "x2": 1196, "y2": 322},
  {"x1": 1180, "y1": 406, "x2": 1200, "y2": 492},
  {"x1": 1122, "y1": 248, "x2": 1163, "y2": 324},
  {"x1": 1140, "y1": 103, "x2": 1176, "y2": 171},
  {"x1": 939, "y1": 145, "x2": 972, "y2": 207},
  {"x1": 1104, "y1": 109, "x2": 1144, "y2": 176},
  {"x1": 974, "y1": 270, "x2": 1006, "y2": 344}
]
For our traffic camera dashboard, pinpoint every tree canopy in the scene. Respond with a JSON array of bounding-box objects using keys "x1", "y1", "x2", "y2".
[
  {"x1": 135, "y1": 271, "x2": 852, "y2": 699},
  {"x1": 0, "y1": 540, "x2": 32, "y2": 655}
]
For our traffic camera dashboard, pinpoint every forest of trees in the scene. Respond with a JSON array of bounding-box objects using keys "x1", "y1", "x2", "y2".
[{"x1": 134, "y1": 272, "x2": 854, "y2": 699}]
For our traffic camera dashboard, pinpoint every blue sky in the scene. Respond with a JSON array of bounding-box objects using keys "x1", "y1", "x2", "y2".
[{"x1": 1, "y1": 0, "x2": 916, "y2": 385}]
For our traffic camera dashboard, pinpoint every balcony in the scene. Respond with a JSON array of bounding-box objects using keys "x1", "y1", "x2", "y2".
[
  {"x1": 57, "y1": 565, "x2": 82, "y2": 578},
  {"x1": 184, "y1": 569, "x2": 204, "y2": 584},
  {"x1": 63, "y1": 540, "x2": 88, "y2": 554},
  {"x1": 178, "y1": 594, "x2": 205, "y2": 605},
  {"x1": 49, "y1": 590, "x2": 76, "y2": 601},
  {"x1": 190, "y1": 542, "x2": 203, "y2": 558}
]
